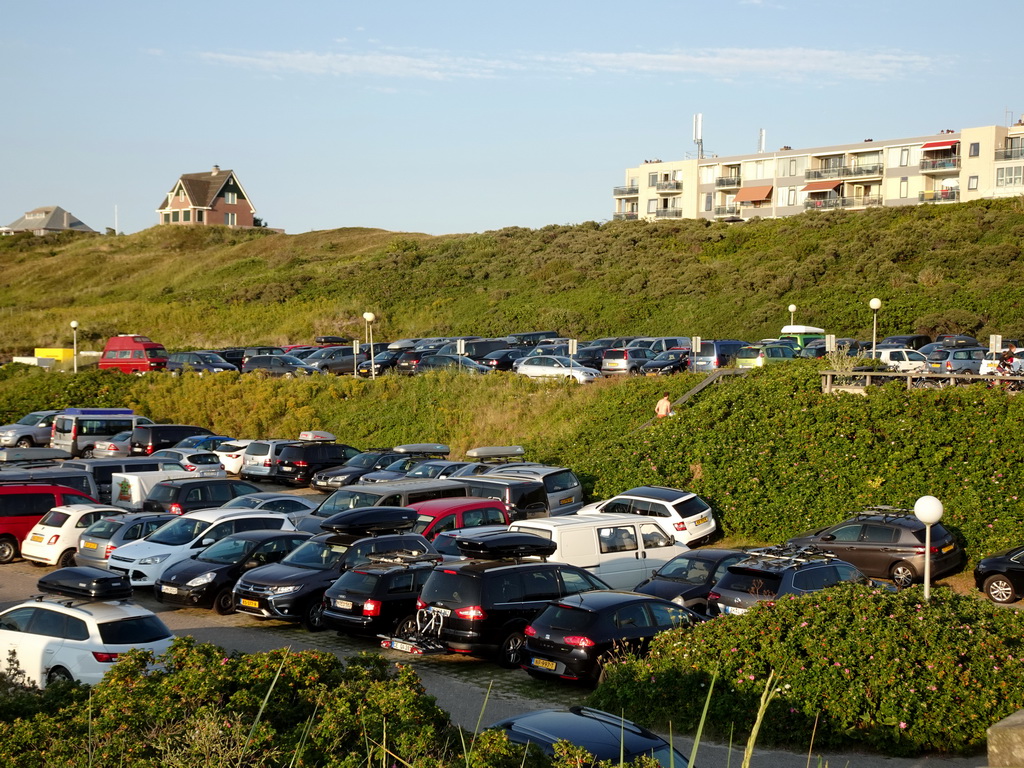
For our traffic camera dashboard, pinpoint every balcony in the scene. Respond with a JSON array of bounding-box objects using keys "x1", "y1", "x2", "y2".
[
  {"x1": 655, "y1": 209, "x2": 684, "y2": 218},
  {"x1": 713, "y1": 205, "x2": 739, "y2": 216},
  {"x1": 613, "y1": 185, "x2": 639, "y2": 196},
  {"x1": 920, "y1": 157, "x2": 961, "y2": 173},
  {"x1": 656, "y1": 181, "x2": 683, "y2": 193},
  {"x1": 805, "y1": 167, "x2": 844, "y2": 180},
  {"x1": 804, "y1": 196, "x2": 882, "y2": 210},
  {"x1": 919, "y1": 189, "x2": 960, "y2": 203},
  {"x1": 805, "y1": 164, "x2": 884, "y2": 180},
  {"x1": 613, "y1": 212, "x2": 639, "y2": 220},
  {"x1": 715, "y1": 176, "x2": 742, "y2": 188},
  {"x1": 995, "y1": 148, "x2": 1024, "y2": 162},
  {"x1": 843, "y1": 163, "x2": 884, "y2": 178}
]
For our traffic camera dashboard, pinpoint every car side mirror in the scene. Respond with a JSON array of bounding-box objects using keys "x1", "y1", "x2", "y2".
[
  {"x1": 820, "y1": 534, "x2": 836, "y2": 542},
  {"x1": 200, "y1": 537, "x2": 215, "y2": 547},
  {"x1": 243, "y1": 558, "x2": 261, "y2": 570}
]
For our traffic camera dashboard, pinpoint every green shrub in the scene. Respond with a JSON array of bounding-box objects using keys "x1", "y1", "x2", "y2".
[{"x1": 590, "y1": 585, "x2": 1024, "y2": 756}]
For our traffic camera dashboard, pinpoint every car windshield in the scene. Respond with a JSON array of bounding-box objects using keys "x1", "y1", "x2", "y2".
[
  {"x1": 305, "y1": 347, "x2": 343, "y2": 361},
  {"x1": 331, "y1": 569, "x2": 379, "y2": 596},
  {"x1": 197, "y1": 536, "x2": 259, "y2": 564},
  {"x1": 15, "y1": 413, "x2": 47, "y2": 426},
  {"x1": 536, "y1": 603, "x2": 596, "y2": 631},
  {"x1": 146, "y1": 347, "x2": 168, "y2": 359},
  {"x1": 345, "y1": 453, "x2": 382, "y2": 469},
  {"x1": 147, "y1": 518, "x2": 210, "y2": 546},
  {"x1": 407, "y1": 463, "x2": 443, "y2": 479},
  {"x1": 197, "y1": 353, "x2": 229, "y2": 365},
  {"x1": 658, "y1": 554, "x2": 716, "y2": 584},
  {"x1": 278, "y1": 356, "x2": 305, "y2": 365},
  {"x1": 107, "y1": 431, "x2": 132, "y2": 442},
  {"x1": 99, "y1": 615, "x2": 172, "y2": 644},
  {"x1": 317, "y1": 490, "x2": 383, "y2": 515},
  {"x1": 282, "y1": 539, "x2": 349, "y2": 570},
  {"x1": 654, "y1": 351, "x2": 685, "y2": 361},
  {"x1": 82, "y1": 518, "x2": 123, "y2": 540},
  {"x1": 38, "y1": 510, "x2": 71, "y2": 528},
  {"x1": 222, "y1": 496, "x2": 261, "y2": 509},
  {"x1": 185, "y1": 453, "x2": 221, "y2": 465}
]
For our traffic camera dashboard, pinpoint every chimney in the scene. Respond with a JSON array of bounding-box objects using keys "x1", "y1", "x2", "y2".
[{"x1": 211, "y1": 165, "x2": 220, "y2": 175}]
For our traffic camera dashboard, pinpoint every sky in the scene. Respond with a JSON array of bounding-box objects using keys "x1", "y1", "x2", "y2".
[{"x1": 1, "y1": 0, "x2": 1018, "y2": 237}]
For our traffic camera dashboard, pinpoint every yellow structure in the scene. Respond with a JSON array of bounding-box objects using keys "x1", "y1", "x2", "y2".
[{"x1": 34, "y1": 348, "x2": 74, "y2": 362}]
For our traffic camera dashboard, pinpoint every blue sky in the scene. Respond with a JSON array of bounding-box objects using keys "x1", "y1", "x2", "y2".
[{"x1": 1, "y1": 1, "x2": 1016, "y2": 236}]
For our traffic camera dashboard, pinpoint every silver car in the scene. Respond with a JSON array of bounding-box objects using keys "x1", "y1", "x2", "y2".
[
  {"x1": 924, "y1": 346, "x2": 986, "y2": 375},
  {"x1": 517, "y1": 355, "x2": 602, "y2": 383},
  {"x1": 0, "y1": 410, "x2": 61, "y2": 448}
]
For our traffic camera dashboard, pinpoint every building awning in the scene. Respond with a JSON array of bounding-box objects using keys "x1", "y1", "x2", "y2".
[
  {"x1": 921, "y1": 140, "x2": 959, "y2": 150},
  {"x1": 733, "y1": 185, "x2": 773, "y2": 203},
  {"x1": 802, "y1": 180, "x2": 842, "y2": 192}
]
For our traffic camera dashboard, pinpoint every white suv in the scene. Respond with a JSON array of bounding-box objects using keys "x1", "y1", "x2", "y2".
[
  {"x1": 20, "y1": 504, "x2": 123, "y2": 568},
  {"x1": 0, "y1": 596, "x2": 173, "y2": 686},
  {"x1": 107, "y1": 509, "x2": 295, "y2": 586},
  {"x1": 578, "y1": 486, "x2": 718, "y2": 545}
]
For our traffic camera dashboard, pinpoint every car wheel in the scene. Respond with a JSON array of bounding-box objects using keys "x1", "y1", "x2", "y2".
[
  {"x1": 82, "y1": 448, "x2": 95, "y2": 458},
  {"x1": 14, "y1": 437, "x2": 33, "y2": 448},
  {"x1": 213, "y1": 587, "x2": 236, "y2": 615},
  {"x1": 984, "y1": 574, "x2": 1017, "y2": 604},
  {"x1": 890, "y1": 562, "x2": 916, "y2": 589},
  {"x1": 395, "y1": 615, "x2": 417, "y2": 637},
  {"x1": 46, "y1": 666, "x2": 74, "y2": 686},
  {"x1": 56, "y1": 549, "x2": 76, "y2": 568},
  {"x1": 0, "y1": 537, "x2": 18, "y2": 564},
  {"x1": 300, "y1": 596, "x2": 326, "y2": 632},
  {"x1": 497, "y1": 630, "x2": 526, "y2": 668}
]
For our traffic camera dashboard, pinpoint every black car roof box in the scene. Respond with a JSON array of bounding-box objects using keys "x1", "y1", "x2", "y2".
[
  {"x1": 320, "y1": 506, "x2": 417, "y2": 535},
  {"x1": 37, "y1": 566, "x2": 133, "y2": 600},
  {"x1": 455, "y1": 530, "x2": 556, "y2": 560}
]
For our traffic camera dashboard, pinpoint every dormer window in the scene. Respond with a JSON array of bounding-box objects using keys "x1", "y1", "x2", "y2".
[{"x1": 177, "y1": 187, "x2": 185, "y2": 202}]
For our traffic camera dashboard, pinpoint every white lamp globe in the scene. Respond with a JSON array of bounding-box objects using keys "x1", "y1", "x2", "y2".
[{"x1": 914, "y1": 495, "x2": 944, "y2": 525}]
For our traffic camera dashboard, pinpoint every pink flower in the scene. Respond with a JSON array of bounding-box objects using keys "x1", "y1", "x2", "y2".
[{"x1": 899, "y1": 722, "x2": 908, "y2": 730}]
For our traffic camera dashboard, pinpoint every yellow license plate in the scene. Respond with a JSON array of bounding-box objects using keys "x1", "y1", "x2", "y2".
[
  {"x1": 694, "y1": 515, "x2": 709, "y2": 526},
  {"x1": 240, "y1": 599, "x2": 259, "y2": 608},
  {"x1": 82, "y1": 541, "x2": 97, "y2": 549},
  {"x1": 942, "y1": 544, "x2": 954, "y2": 553},
  {"x1": 532, "y1": 657, "x2": 557, "y2": 670},
  {"x1": 560, "y1": 497, "x2": 573, "y2": 505},
  {"x1": 30, "y1": 534, "x2": 43, "y2": 542}
]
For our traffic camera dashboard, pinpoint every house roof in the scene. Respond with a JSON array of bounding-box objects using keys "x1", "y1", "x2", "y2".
[
  {"x1": 3, "y1": 206, "x2": 95, "y2": 234},
  {"x1": 156, "y1": 166, "x2": 255, "y2": 213}
]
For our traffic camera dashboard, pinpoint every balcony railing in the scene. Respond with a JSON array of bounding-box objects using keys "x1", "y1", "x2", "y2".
[
  {"x1": 715, "y1": 176, "x2": 742, "y2": 187},
  {"x1": 995, "y1": 148, "x2": 1024, "y2": 161},
  {"x1": 804, "y1": 196, "x2": 882, "y2": 210},
  {"x1": 844, "y1": 163, "x2": 884, "y2": 177},
  {"x1": 919, "y1": 189, "x2": 960, "y2": 202},
  {"x1": 805, "y1": 167, "x2": 844, "y2": 180},
  {"x1": 920, "y1": 157, "x2": 961, "y2": 172},
  {"x1": 655, "y1": 181, "x2": 683, "y2": 192},
  {"x1": 805, "y1": 164, "x2": 884, "y2": 180},
  {"x1": 713, "y1": 205, "x2": 739, "y2": 216},
  {"x1": 655, "y1": 209, "x2": 684, "y2": 218},
  {"x1": 613, "y1": 185, "x2": 639, "y2": 196},
  {"x1": 612, "y1": 212, "x2": 639, "y2": 220}
]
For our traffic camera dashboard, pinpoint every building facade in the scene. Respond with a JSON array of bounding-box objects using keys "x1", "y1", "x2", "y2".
[
  {"x1": 2, "y1": 206, "x2": 95, "y2": 235},
  {"x1": 614, "y1": 123, "x2": 1024, "y2": 223},
  {"x1": 156, "y1": 166, "x2": 256, "y2": 228}
]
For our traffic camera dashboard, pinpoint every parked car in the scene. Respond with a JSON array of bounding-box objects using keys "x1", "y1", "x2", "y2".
[
  {"x1": 20, "y1": 504, "x2": 124, "y2": 568},
  {"x1": 242, "y1": 355, "x2": 321, "y2": 377},
  {"x1": 973, "y1": 545, "x2": 1024, "y2": 604},
  {"x1": 166, "y1": 352, "x2": 237, "y2": 374},
  {"x1": 0, "y1": 410, "x2": 61, "y2": 448},
  {"x1": 130, "y1": 424, "x2": 215, "y2": 456},
  {"x1": 709, "y1": 545, "x2": 872, "y2": 616},
  {"x1": 239, "y1": 439, "x2": 300, "y2": 481},
  {"x1": 865, "y1": 348, "x2": 929, "y2": 373},
  {"x1": 174, "y1": 434, "x2": 233, "y2": 451},
  {"x1": 600, "y1": 348, "x2": 656, "y2": 376},
  {"x1": 925, "y1": 346, "x2": 987, "y2": 375},
  {"x1": 74, "y1": 512, "x2": 177, "y2": 570},
  {"x1": 522, "y1": 590, "x2": 702, "y2": 684},
  {"x1": 155, "y1": 529, "x2": 312, "y2": 614},
  {"x1": 786, "y1": 507, "x2": 965, "y2": 588},
  {"x1": 632, "y1": 548, "x2": 750, "y2": 613},
  {"x1": 577, "y1": 486, "x2": 717, "y2": 546},
  {"x1": 309, "y1": 444, "x2": 448, "y2": 490},
  {"x1": 409, "y1": 498, "x2": 511, "y2": 540},
  {"x1": 401, "y1": 460, "x2": 471, "y2": 481},
  {"x1": 97, "y1": 334, "x2": 169, "y2": 374},
  {"x1": 218, "y1": 492, "x2": 319, "y2": 523},
  {"x1": 416, "y1": 354, "x2": 492, "y2": 375},
  {"x1": 269, "y1": 441, "x2": 362, "y2": 486},
  {"x1": 395, "y1": 349, "x2": 433, "y2": 375},
  {"x1": 434, "y1": 338, "x2": 512, "y2": 362},
  {"x1": 488, "y1": 707, "x2": 688, "y2": 766},
  {"x1": 51, "y1": 409, "x2": 154, "y2": 458},
  {"x1": 480, "y1": 349, "x2": 529, "y2": 371},
  {"x1": 640, "y1": 349, "x2": 689, "y2": 376},
  {"x1": 504, "y1": 331, "x2": 560, "y2": 347},
  {"x1": 107, "y1": 508, "x2": 295, "y2": 587},
  {"x1": 0, "y1": 572, "x2": 174, "y2": 686},
  {"x1": 359, "y1": 455, "x2": 435, "y2": 484},
  {"x1": 626, "y1": 337, "x2": 691, "y2": 355},
  {"x1": 485, "y1": 465, "x2": 583, "y2": 514},
  {"x1": 89, "y1": 431, "x2": 134, "y2": 458},
  {"x1": 213, "y1": 440, "x2": 255, "y2": 475},
  {"x1": 735, "y1": 344, "x2": 798, "y2": 368},
  {"x1": 876, "y1": 334, "x2": 932, "y2": 350},
  {"x1": 0, "y1": 482, "x2": 97, "y2": 563},
  {"x1": 517, "y1": 355, "x2": 602, "y2": 383},
  {"x1": 141, "y1": 478, "x2": 261, "y2": 515},
  {"x1": 303, "y1": 346, "x2": 367, "y2": 376},
  {"x1": 356, "y1": 349, "x2": 404, "y2": 377},
  {"x1": 690, "y1": 339, "x2": 749, "y2": 372},
  {"x1": 455, "y1": 475, "x2": 550, "y2": 521},
  {"x1": 149, "y1": 449, "x2": 226, "y2": 476}
]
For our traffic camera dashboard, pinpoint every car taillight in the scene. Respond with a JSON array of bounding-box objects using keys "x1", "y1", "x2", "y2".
[
  {"x1": 263, "y1": 459, "x2": 271, "y2": 467},
  {"x1": 362, "y1": 599, "x2": 382, "y2": 617},
  {"x1": 170, "y1": 503, "x2": 183, "y2": 515},
  {"x1": 145, "y1": 445, "x2": 153, "y2": 455},
  {"x1": 708, "y1": 590, "x2": 721, "y2": 601},
  {"x1": 92, "y1": 652, "x2": 119, "y2": 663},
  {"x1": 416, "y1": 597, "x2": 426, "y2": 610},
  {"x1": 293, "y1": 461, "x2": 309, "y2": 467},
  {"x1": 563, "y1": 635, "x2": 596, "y2": 648},
  {"x1": 945, "y1": 361, "x2": 952, "y2": 371},
  {"x1": 454, "y1": 606, "x2": 486, "y2": 620},
  {"x1": 104, "y1": 544, "x2": 116, "y2": 558},
  {"x1": 524, "y1": 625, "x2": 537, "y2": 637},
  {"x1": 713, "y1": 357, "x2": 719, "y2": 367},
  {"x1": 184, "y1": 464, "x2": 197, "y2": 472},
  {"x1": 46, "y1": 535, "x2": 60, "y2": 545},
  {"x1": 674, "y1": 521, "x2": 688, "y2": 531}
]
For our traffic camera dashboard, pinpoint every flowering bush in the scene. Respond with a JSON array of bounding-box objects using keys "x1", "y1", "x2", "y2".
[{"x1": 590, "y1": 584, "x2": 1024, "y2": 755}]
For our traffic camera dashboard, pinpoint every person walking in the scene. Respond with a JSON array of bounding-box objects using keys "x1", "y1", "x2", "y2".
[{"x1": 655, "y1": 392, "x2": 672, "y2": 419}]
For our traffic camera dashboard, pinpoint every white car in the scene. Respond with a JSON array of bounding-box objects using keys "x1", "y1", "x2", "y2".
[
  {"x1": 218, "y1": 492, "x2": 318, "y2": 524},
  {"x1": 866, "y1": 348, "x2": 928, "y2": 373},
  {"x1": 107, "y1": 509, "x2": 296, "y2": 586},
  {"x1": 213, "y1": 439, "x2": 254, "y2": 475},
  {"x1": 980, "y1": 349, "x2": 1023, "y2": 376},
  {"x1": 577, "y1": 486, "x2": 718, "y2": 546},
  {"x1": 0, "y1": 596, "x2": 173, "y2": 687},
  {"x1": 517, "y1": 355, "x2": 602, "y2": 383},
  {"x1": 148, "y1": 449, "x2": 226, "y2": 477},
  {"x1": 20, "y1": 504, "x2": 124, "y2": 568}
]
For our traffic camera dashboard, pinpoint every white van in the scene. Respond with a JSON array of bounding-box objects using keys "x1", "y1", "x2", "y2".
[
  {"x1": 110, "y1": 470, "x2": 195, "y2": 512},
  {"x1": 507, "y1": 512, "x2": 685, "y2": 590}
]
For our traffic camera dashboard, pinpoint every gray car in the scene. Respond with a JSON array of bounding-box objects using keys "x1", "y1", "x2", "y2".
[
  {"x1": 924, "y1": 346, "x2": 987, "y2": 375},
  {"x1": 0, "y1": 410, "x2": 61, "y2": 448},
  {"x1": 74, "y1": 512, "x2": 177, "y2": 569}
]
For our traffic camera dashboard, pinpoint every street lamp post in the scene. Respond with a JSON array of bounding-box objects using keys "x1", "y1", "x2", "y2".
[
  {"x1": 914, "y1": 495, "x2": 944, "y2": 601},
  {"x1": 869, "y1": 298, "x2": 882, "y2": 353},
  {"x1": 70, "y1": 321, "x2": 79, "y2": 373},
  {"x1": 788, "y1": 304, "x2": 797, "y2": 326},
  {"x1": 362, "y1": 312, "x2": 376, "y2": 380}
]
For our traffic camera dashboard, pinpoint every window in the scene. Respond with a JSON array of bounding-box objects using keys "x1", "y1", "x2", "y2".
[
  {"x1": 704, "y1": 193, "x2": 712, "y2": 212},
  {"x1": 647, "y1": 199, "x2": 658, "y2": 214},
  {"x1": 899, "y1": 148, "x2": 910, "y2": 167},
  {"x1": 224, "y1": 212, "x2": 237, "y2": 226},
  {"x1": 182, "y1": 210, "x2": 190, "y2": 222},
  {"x1": 178, "y1": 188, "x2": 185, "y2": 201},
  {"x1": 197, "y1": 210, "x2": 204, "y2": 223},
  {"x1": 162, "y1": 213, "x2": 170, "y2": 224},
  {"x1": 969, "y1": 142, "x2": 980, "y2": 158},
  {"x1": 996, "y1": 166, "x2": 1024, "y2": 187},
  {"x1": 225, "y1": 191, "x2": 237, "y2": 205},
  {"x1": 598, "y1": 525, "x2": 638, "y2": 554},
  {"x1": 787, "y1": 187, "x2": 796, "y2": 206},
  {"x1": 899, "y1": 178, "x2": 909, "y2": 198},
  {"x1": 648, "y1": 173, "x2": 658, "y2": 187},
  {"x1": 789, "y1": 158, "x2": 797, "y2": 176},
  {"x1": 968, "y1": 176, "x2": 979, "y2": 190},
  {"x1": 171, "y1": 211, "x2": 179, "y2": 222}
]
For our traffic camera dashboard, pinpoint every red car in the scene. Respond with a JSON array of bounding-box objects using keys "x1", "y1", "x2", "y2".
[{"x1": 408, "y1": 498, "x2": 510, "y2": 540}]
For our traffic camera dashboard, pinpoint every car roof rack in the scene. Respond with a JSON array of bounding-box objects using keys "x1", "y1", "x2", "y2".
[
  {"x1": 454, "y1": 530, "x2": 556, "y2": 561},
  {"x1": 855, "y1": 506, "x2": 913, "y2": 519},
  {"x1": 744, "y1": 545, "x2": 837, "y2": 566},
  {"x1": 366, "y1": 551, "x2": 442, "y2": 566}
]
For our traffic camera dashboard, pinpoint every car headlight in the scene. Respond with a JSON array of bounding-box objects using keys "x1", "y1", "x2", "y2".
[
  {"x1": 186, "y1": 571, "x2": 216, "y2": 587},
  {"x1": 1, "y1": 430, "x2": 15, "y2": 437},
  {"x1": 269, "y1": 585, "x2": 300, "y2": 595},
  {"x1": 138, "y1": 553, "x2": 171, "y2": 565}
]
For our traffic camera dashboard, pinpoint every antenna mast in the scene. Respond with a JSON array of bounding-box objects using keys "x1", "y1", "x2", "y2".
[{"x1": 693, "y1": 113, "x2": 704, "y2": 159}]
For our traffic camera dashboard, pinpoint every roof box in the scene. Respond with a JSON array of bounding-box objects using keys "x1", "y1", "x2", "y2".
[
  {"x1": 465, "y1": 445, "x2": 526, "y2": 462},
  {"x1": 299, "y1": 430, "x2": 336, "y2": 442},
  {"x1": 315, "y1": 336, "x2": 350, "y2": 345},
  {"x1": 320, "y1": 506, "x2": 417, "y2": 536},
  {"x1": 37, "y1": 566, "x2": 133, "y2": 601},
  {"x1": 780, "y1": 325, "x2": 825, "y2": 335},
  {"x1": 60, "y1": 408, "x2": 135, "y2": 416},
  {"x1": 0, "y1": 448, "x2": 72, "y2": 463},
  {"x1": 455, "y1": 530, "x2": 556, "y2": 560},
  {"x1": 393, "y1": 443, "x2": 450, "y2": 456}
]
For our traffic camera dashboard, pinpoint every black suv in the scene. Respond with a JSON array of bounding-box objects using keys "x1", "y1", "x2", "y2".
[
  {"x1": 709, "y1": 545, "x2": 870, "y2": 616},
  {"x1": 786, "y1": 507, "x2": 965, "y2": 588},
  {"x1": 142, "y1": 478, "x2": 261, "y2": 515},
  {"x1": 130, "y1": 425, "x2": 215, "y2": 456},
  {"x1": 389, "y1": 530, "x2": 610, "y2": 667},
  {"x1": 270, "y1": 442, "x2": 361, "y2": 486}
]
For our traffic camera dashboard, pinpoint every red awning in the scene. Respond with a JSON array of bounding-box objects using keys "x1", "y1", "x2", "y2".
[
  {"x1": 802, "y1": 180, "x2": 842, "y2": 192},
  {"x1": 920, "y1": 140, "x2": 959, "y2": 150},
  {"x1": 733, "y1": 185, "x2": 773, "y2": 203}
]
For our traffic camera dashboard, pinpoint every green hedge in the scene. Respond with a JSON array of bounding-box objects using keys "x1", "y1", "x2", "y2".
[{"x1": 590, "y1": 585, "x2": 1024, "y2": 755}]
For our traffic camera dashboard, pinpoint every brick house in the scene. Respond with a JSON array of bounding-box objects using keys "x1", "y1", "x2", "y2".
[{"x1": 156, "y1": 165, "x2": 256, "y2": 228}]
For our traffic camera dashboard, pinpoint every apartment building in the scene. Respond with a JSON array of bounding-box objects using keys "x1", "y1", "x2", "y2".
[{"x1": 613, "y1": 122, "x2": 1024, "y2": 223}]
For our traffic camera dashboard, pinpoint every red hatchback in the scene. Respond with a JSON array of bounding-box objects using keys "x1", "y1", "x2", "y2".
[{"x1": 408, "y1": 498, "x2": 510, "y2": 540}]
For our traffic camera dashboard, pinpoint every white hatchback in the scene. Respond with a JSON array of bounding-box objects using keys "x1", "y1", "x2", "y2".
[
  {"x1": 0, "y1": 597, "x2": 174, "y2": 687},
  {"x1": 20, "y1": 504, "x2": 124, "y2": 568},
  {"x1": 213, "y1": 440, "x2": 254, "y2": 475},
  {"x1": 578, "y1": 486, "x2": 718, "y2": 546}
]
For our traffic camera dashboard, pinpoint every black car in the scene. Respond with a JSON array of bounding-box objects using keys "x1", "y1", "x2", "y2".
[
  {"x1": 356, "y1": 349, "x2": 404, "y2": 378},
  {"x1": 388, "y1": 530, "x2": 610, "y2": 667},
  {"x1": 322, "y1": 553, "x2": 440, "y2": 636},
  {"x1": 270, "y1": 442, "x2": 362, "y2": 486},
  {"x1": 632, "y1": 548, "x2": 750, "y2": 613},
  {"x1": 154, "y1": 530, "x2": 312, "y2": 614},
  {"x1": 480, "y1": 349, "x2": 528, "y2": 372},
  {"x1": 488, "y1": 706, "x2": 688, "y2": 766},
  {"x1": 570, "y1": 348, "x2": 604, "y2": 372},
  {"x1": 522, "y1": 591, "x2": 702, "y2": 684},
  {"x1": 415, "y1": 355, "x2": 491, "y2": 375},
  {"x1": 130, "y1": 424, "x2": 215, "y2": 456},
  {"x1": 455, "y1": 475, "x2": 550, "y2": 520},
  {"x1": 241, "y1": 355, "x2": 321, "y2": 377},
  {"x1": 142, "y1": 478, "x2": 261, "y2": 515},
  {"x1": 973, "y1": 545, "x2": 1024, "y2": 604},
  {"x1": 358, "y1": 456, "x2": 433, "y2": 484},
  {"x1": 640, "y1": 349, "x2": 689, "y2": 376},
  {"x1": 309, "y1": 450, "x2": 408, "y2": 491},
  {"x1": 395, "y1": 350, "x2": 432, "y2": 375},
  {"x1": 233, "y1": 508, "x2": 435, "y2": 632}
]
